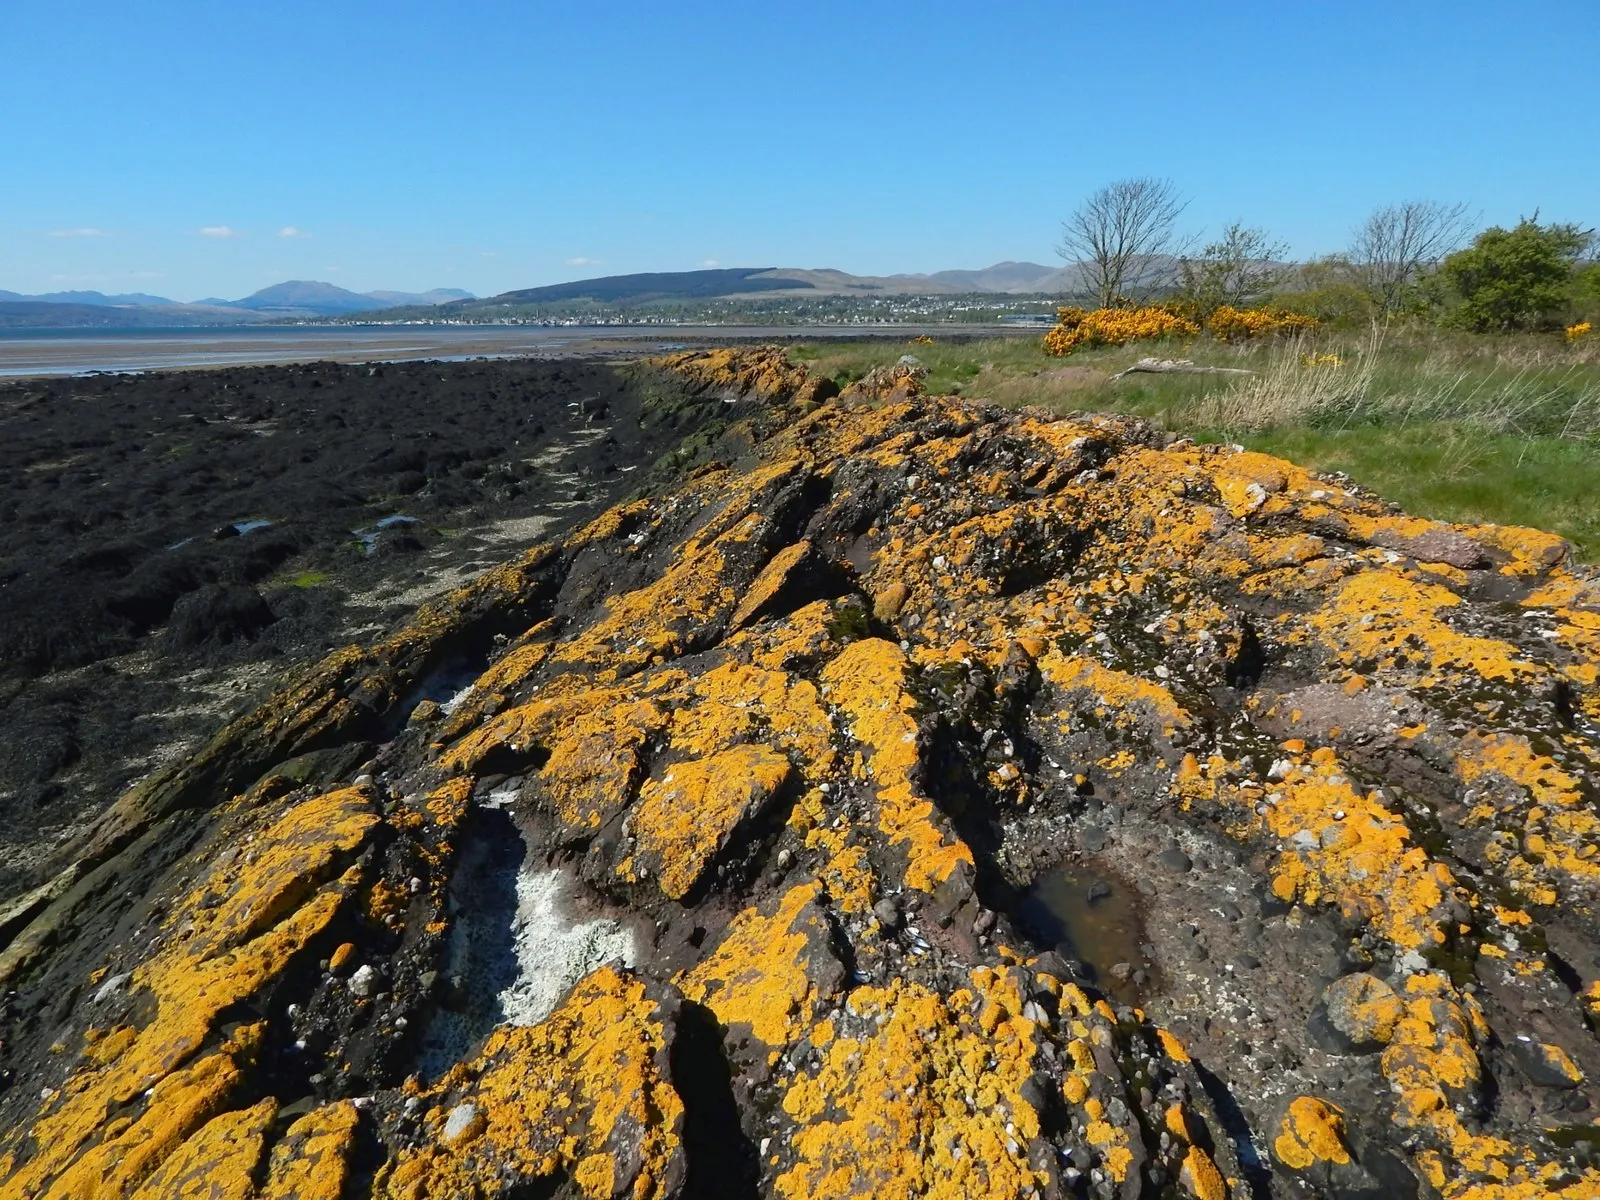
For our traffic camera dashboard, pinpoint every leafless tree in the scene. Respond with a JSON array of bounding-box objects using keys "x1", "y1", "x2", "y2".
[
  {"x1": 1175, "y1": 223, "x2": 1290, "y2": 315},
  {"x1": 1349, "y1": 200, "x2": 1474, "y2": 314},
  {"x1": 1057, "y1": 178, "x2": 1189, "y2": 308}
]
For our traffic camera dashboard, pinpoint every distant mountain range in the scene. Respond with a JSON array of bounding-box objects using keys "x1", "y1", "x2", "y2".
[
  {"x1": 366, "y1": 262, "x2": 1111, "y2": 321},
  {"x1": 2, "y1": 261, "x2": 1162, "y2": 328},
  {"x1": 0, "y1": 281, "x2": 476, "y2": 327}
]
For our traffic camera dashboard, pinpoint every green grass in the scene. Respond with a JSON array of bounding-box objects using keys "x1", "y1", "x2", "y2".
[{"x1": 789, "y1": 327, "x2": 1600, "y2": 559}]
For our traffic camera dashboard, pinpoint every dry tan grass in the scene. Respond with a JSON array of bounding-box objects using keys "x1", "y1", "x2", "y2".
[{"x1": 1191, "y1": 328, "x2": 1382, "y2": 432}]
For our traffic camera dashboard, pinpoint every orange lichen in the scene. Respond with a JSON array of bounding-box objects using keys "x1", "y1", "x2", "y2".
[
  {"x1": 1039, "y1": 653, "x2": 1191, "y2": 740},
  {"x1": 127, "y1": 1097, "x2": 276, "y2": 1200},
  {"x1": 1308, "y1": 568, "x2": 1538, "y2": 684},
  {"x1": 731, "y1": 539, "x2": 813, "y2": 628},
  {"x1": 624, "y1": 744, "x2": 793, "y2": 899},
  {"x1": 776, "y1": 970, "x2": 1048, "y2": 1200},
  {"x1": 381, "y1": 966, "x2": 682, "y2": 1200},
  {"x1": 820, "y1": 639, "x2": 974, "y2": 893},
  {"x1": 260, "y1": 1102, "x2": 361, "y2": 1200},
  {"x1": 1273, "y1": 1097, "x2": 1351, "y2": 1169},
  {"x1": 2, "y1": 787, "x2": 375, "y2": 1198},
  {"x1": 1179, "y1": 749, "x2": 1452, "y2": 949},
  {"x1": 1179, "y1": 1145, "x2": 1230, "y2": 1200},
  {"x1": 1322, "y1": 972, "x2": 1403, "y2": 1045},
  {"x1": 677, "y1": 882, "x2": 836, "y2": 1053}
]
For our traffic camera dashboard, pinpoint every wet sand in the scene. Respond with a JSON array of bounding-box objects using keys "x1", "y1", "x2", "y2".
[{"x1": 0, "y1": 323, "x2": 1034, "y2": 378}]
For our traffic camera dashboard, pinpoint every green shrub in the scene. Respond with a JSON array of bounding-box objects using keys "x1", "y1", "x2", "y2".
[{"x1": 1439, "y1": 218, "x2": 1594, "y2": 332}]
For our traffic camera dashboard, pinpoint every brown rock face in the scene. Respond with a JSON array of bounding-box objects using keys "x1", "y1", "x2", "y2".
[{"x1": 1, "y1": 348, "x2": 1597, "y2": 1200}]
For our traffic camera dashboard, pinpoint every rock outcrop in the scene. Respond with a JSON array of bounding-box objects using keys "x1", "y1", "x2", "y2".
[{"x1": 1, "y1": 347, "x2": 1598, "y2": 1199}]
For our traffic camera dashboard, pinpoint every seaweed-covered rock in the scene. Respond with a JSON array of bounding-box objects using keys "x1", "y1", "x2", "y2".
[{"x1": 1, "y1": 349, "x2": 1598, "y2": 1200}]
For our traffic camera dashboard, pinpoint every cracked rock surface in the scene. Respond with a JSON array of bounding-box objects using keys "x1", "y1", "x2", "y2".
[{"x1": 1, "y1": 347, "x2": 1598, "y2": 1199}]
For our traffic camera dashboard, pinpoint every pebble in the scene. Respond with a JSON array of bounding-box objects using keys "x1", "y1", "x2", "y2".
[
  {"x1": 1158, "y1": 847, "x2": 1192, "y2": 872},
  {"x1": 442, "y1": 1103, "x2": 482, "y2": 1145},
  {"x1": 348, "y1": 965, "x2": 379, "y2": 997}
]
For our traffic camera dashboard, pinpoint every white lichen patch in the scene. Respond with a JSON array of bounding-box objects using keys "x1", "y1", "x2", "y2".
[{"x1": 497, "y1": 866, "x2": 636, "y2": 1027}]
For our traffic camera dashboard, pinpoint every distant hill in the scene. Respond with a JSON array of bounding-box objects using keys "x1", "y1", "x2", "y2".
[
  {"x1": 227, "y1": 280, "x2": 393, "y2": 316},
  {"x1": 488, "y1": 268, "x2": 808, "y2": 307},
  {"x1": 0, "y1": 280, "x2": 479, "y2": 326},
  {"x1": 0, "y1": 288, "x2": 179, "y2": 307},
  {"x1": 222, "y1": 281, "x2": 477, "y2": 317}
]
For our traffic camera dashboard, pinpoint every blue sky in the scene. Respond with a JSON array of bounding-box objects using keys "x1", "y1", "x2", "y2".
[{"x1": 2, "y1": 1, "x2": 1594, "y2": 301}]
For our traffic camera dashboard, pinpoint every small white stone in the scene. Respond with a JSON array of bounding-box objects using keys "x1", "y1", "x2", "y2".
[
  {"x1": 348, "y1": 964, "x2": 379, "y2": 997},
  {"x1": 442, "y1": 1103, "x2": 480, "y2": 1145}
]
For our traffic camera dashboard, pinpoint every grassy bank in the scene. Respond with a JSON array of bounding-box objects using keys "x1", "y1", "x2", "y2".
[{"x1": 789, "y1": 328, "x2": 1600, "y2": 559}]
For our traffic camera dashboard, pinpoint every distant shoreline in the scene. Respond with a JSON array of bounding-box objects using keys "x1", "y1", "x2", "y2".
[{"x1": 0, "y1": 323, "x2": 1037, "y2": 379}]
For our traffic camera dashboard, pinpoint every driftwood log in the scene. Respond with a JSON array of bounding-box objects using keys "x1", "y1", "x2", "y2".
[{"x1": 1110, "y1": 357, "x2": 1254, "y2": 379}]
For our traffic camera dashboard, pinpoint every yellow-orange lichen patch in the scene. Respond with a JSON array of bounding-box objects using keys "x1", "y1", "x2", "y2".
[
  {"x1": 820, "y1": 639, "x2": 974, "y2": 893},
  {"x1": 731, "y1": 539, "x2": 813, "y2": 628},
  {"x1": 1179, "y1": 1145, "x2": 1230, "y2": 1200},
  {"x1": 677, "y1": 882, "x2": 837, "y2": 1052},
  {"x1": 1322, "y1": 972, "x2": 1403, "y2": 1046},
  {"x1": 1307, "y1": 568, "x2": 1538, "y2": 684},
  {"x1": 381, "y1": 966, "x2": 682, "y2": 1200},
  {"x1": 7, "y1": 1026, "x2": 263, "y2": 1200},
  {"x1": 1038, "y1": 653, "x2": 1191, "y2": 741},
  {"x1": 624, "y1": 744, "x2": 793, "y2": 899},
  {"x1": 1458, "y1": 731, "x2": 1600, "y2": 902},
  {"x1": 776, "y1": 971, "x2": 1047, "y2": 1200},
  {"x1": 670, "y1": 660, "x2": 836, "y2": 769},
  {"x1": 532, "y1": 697, "x2": 668, "y2": 831},
  {"x1": 127, "y1": 1097, "x2": 276, "y2": 1200},
  {"x1": 260, "y1": 1101, "x2": 361, "y2": 1200},
  {"x1": 1380, "y1": 973, "x2": 1483, "y2": 1112},
  {"x1": 1178, "y1": 751, "x2": 1452, "y2": 950},
  {"x1": 2, "y1": 787, "x2": 375, "y2": 1199},
  {"x1": 1466, "y1": 522, "x2": 1570, "y2": 574},
  {"x1": 548, "y1": 458, "x2": 811, "y2": 675},
  {"x1": 1273, "y1": 1096, "x2": 1351, "y2": 1170}
]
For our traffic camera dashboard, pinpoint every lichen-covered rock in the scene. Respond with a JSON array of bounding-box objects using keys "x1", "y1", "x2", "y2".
[{"x1": 2, "y1": 349, "x2": 1598, "y2": 1199}]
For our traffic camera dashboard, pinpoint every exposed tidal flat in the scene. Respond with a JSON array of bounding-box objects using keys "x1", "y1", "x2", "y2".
[{"x1": 0, "y1": 322, "x2": 1032, "y2": 377}]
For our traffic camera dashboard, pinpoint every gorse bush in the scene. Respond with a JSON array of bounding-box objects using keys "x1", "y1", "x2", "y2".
[
  {"x1": 1206, "y1": 306, "x2": 1318, "y2": 342},
  {"x1": 1042, "y1": 304, "x2": 1316, "y2": 355},
  {"x1": 1042, "y1": 306, "x2": 1199, "y2": 355}
]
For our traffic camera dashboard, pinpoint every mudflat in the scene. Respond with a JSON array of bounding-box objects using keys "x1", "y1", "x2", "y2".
[
  {"x1": 0, "y1": 354, "x2": 748, "y2": 898},
  {"x1": 0, "y1": 323, "x2": 1029, "y2": 377}
]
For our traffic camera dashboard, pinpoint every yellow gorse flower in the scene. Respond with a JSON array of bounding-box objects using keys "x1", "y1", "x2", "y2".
[
  {"x1": 1042, "y1": 305, "x2": 1199, "y2": 356},
  {"x1": 1301, "y1": 352, "x2": 1343, "y2": 368},
  {"x1": 1207, "y1": 306, "x2": 1318, "y2": 343},
  {"x1": 1567, "y1": 321, "x2": 1592, "y2": 343}
]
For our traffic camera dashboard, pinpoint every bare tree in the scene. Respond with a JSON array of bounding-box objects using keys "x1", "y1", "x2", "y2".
[
  {"x1": 1057, "y1": 178, "x2": 1189, "y2": 308},
  {"x1": 1174, "y1": 223, "x2": 1290, "y2": 316},
  {"x1": 1349, "y1": 200, "x2": 1473, "y2": 314}
]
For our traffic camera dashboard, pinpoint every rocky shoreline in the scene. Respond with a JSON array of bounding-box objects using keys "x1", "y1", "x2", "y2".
[{"x1": 1, "y1": 347, "x2": 1597, "y2": 1199}]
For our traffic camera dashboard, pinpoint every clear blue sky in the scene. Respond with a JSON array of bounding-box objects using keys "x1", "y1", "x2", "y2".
[{"x1": 2, "y1": 0, "x2": 1594, "y2": 301}]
